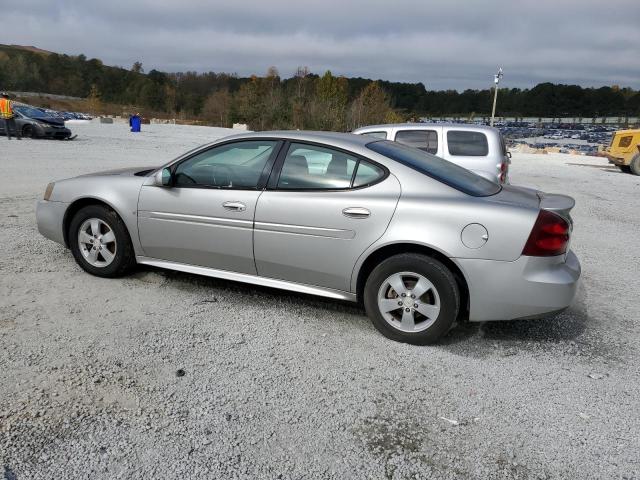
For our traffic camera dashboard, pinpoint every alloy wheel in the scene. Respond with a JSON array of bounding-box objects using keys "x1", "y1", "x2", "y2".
[
  {"x1": 77, "y1": 218, "x2": 117, "y2": 267},
  {"x1": 377, "y1": 271, "x2": 441, "y2": 333}
]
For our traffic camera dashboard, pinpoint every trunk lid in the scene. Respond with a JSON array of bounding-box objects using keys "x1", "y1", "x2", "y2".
[{"x1": 487, "y1": 184, "x2": 541, "y2": 209}]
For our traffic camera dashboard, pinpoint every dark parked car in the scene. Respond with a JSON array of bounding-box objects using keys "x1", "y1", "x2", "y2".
[{"x1": 0, "y1": 104, "x2": 72, "y2": 139}]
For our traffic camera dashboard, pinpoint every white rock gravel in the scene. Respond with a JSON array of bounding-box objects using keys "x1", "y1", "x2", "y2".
[{"x1": 1, "y1": 123, "x2": 639, "y2": 479}]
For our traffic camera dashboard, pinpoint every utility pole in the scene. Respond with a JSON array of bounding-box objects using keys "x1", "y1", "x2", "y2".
[{"x1": 490, "y1": 67, "x2": 503, "y2": 127}]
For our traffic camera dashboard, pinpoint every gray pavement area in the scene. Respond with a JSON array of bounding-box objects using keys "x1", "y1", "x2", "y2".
[{"x1": 1, "y1": 123, "x2": 639, "y2": 479}]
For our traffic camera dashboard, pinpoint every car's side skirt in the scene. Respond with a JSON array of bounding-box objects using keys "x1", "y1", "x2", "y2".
[{"x1": 136, "y1": 256, "x2": 357, "y2": 302}]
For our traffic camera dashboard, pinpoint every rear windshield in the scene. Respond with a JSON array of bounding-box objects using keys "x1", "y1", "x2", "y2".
[{"x1": 367, "y1": 140, "x2": 501, "y2": 197}]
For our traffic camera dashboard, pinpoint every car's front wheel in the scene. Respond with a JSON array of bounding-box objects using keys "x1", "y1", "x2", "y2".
[
  {"x1": 364, "y1": 254, "x2": 460, "y2": 345},
  {"x1": 69, "y1": 205, "x2": 135, "y2": 277},
  {"x1": 22, "y1": 124, "x2": 35, "y2": 138}
]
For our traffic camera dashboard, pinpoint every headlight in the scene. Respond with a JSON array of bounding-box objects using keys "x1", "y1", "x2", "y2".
[
  {"x1": 37, "y1": 122, "x2": 51, "y2": 128},
  {"x1": 44, "y1": 182, "x2": 55, "y2": 201}
]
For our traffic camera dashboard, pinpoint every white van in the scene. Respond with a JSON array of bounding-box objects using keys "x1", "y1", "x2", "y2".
[{"x1": 352, "y1": 123, "x2": 510, "y2": 183}]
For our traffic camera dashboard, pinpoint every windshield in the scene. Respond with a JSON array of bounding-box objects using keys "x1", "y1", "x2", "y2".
[
  {"x1": 367, "y1": 140, "x2": 501, "y2": 197},
  {"x1": 14, "y1": 105, "x2": 49, "y2": 119}
]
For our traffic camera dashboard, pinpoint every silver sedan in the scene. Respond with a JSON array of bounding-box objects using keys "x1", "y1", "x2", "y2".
[{"x1": 36, "y1": 131, "x2": 581, "y2": 344}]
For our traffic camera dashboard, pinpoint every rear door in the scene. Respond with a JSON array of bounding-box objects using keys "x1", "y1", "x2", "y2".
[
  {"x1": 137, "y1": 139, "x2": 281, "y2": 274},
  {"x1": 253, "y1": 141, "x2": 401, "y2": 292}
]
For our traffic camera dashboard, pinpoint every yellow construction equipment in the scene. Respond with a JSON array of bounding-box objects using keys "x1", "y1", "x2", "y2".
[{"x1": 603, "y1": 129, "x2": 640, "y2": 175}]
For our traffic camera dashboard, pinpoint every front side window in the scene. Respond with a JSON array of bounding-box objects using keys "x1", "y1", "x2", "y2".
[
  {"x1": 395, "y1": 129, "x2": 438, "y2": 154},
  {"x1": 367, "y1": 140, "x2": 501, "y2": 197},
  {"x1": 174, "y1": 140, "x2": 277, "y2": 188},
  {"x1": 447, "y1": 131, "x2": 489, "y2": 156},
  {"x1": 361, "y1": 131, "x2": 388, "y2": 139}
]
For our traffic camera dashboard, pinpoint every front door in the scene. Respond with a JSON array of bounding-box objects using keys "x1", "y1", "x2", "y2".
[
  {"x1": 137, "y1": 139, "x2": 281, "y2": 274},
  {"x1": 254, "y1": 142, "x2": 401, "y2": 292}
]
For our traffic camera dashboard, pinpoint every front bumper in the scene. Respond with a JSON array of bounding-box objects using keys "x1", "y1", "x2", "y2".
[
  {"x1": 35, "y1": 124, "x2": 72, "y2": 139},
  {"x1": 36, "y1": 200, "x2": 69, "y2": 246},
  {"x1": 457, "y1": 250, "x2": 581, "y2": 322},
  {"x1": 601, "y1": 151, "x2": 625, "y2": 165}
]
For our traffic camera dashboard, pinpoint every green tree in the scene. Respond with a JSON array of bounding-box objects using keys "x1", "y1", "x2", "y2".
[{"x1": 311, "y1": 70, "x2": 348, "y2": 130}]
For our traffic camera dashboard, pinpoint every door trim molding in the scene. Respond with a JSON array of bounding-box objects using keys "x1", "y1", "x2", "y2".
[
  {"x1": 139, "y1": 211, "x2": 253, "y2": 230},
  {"x1": 136, "y1": 256, "x2": 357, "y2": 302},
  {"x1": 254, "y1": 221, "x2": 355, "y2": 239}
]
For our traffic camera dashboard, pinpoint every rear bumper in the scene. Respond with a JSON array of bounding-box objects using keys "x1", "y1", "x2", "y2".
[
  {"x1": 36, "y1": 200, "x2": 68, "y2": 246},
  {"x1": 456, "y1": 250, "x2": 581, "y2": 322}
]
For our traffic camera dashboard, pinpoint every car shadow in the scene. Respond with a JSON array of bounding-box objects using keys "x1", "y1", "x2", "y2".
[
  {"x1": 134, "y1": 265, "x2": 364, "y2": 316},
  {"x1": 133, "y1": 266, "x2": 617, "y2": 361},
  {"x1": 438, "y1": 283, "x2": 619, "y2": 361}
]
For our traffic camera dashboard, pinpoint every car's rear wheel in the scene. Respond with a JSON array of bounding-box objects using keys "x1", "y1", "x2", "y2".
[
  {"x1": 363, "y1": 254, "x2": 459, "y2": 345},
  {"x1": 630, "y1": 154, "x2": 640, "y2": 176},
  {"x1": 69, "y1": 205, "x2": 135, "y2": 277},
  {"x1": 22, "y1": 124, "x2": 35, "y2": 138}
]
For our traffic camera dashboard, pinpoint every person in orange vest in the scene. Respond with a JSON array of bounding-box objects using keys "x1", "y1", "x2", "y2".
[{"x1": 0, "y1": 92, "x2": 21, "y2": 140}]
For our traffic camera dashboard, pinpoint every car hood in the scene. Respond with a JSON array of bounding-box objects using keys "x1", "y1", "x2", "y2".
[
  {"x1": 32, "y1": 116, "x2": 65, "y2": 127},
  {"x1": 77, "y1": 167, "x2": 157, "y2": 178}
]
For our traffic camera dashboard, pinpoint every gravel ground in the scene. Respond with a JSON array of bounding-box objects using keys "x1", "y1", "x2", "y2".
[{"x1": 1, "y1": 123, "x2": 639, "y2": 479}]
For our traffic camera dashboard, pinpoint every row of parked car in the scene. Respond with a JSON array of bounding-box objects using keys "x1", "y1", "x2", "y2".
[{"x1": 0, "y1": 104, "x2": 90, "y2": 140}]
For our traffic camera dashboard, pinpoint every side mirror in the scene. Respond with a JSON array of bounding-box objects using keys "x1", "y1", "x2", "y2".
[{"x1": 153, "y1": 167, "x2": 173, "y2": 187}]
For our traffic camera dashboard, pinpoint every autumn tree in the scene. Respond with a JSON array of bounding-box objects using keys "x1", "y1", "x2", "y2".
[
  {"x1": 290, "y1": 66, "x2": 312, "y2": 129},
  {"x1": 348, "y1": 81, "x2": 399, "y2": 129},
  {"x1": 201, "y1": 89, "x2": 232, "y2": 127},
  {"x1": 87, "y1": 84, "x2": 102, "y2": 114},
  {"x1": 131, "y1": 61, "x2": 144, "y2": 73}
]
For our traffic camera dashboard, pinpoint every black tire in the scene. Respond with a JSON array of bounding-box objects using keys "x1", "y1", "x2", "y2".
[
  {"x1": 630, "y1": 154, "x2": 640, "y2": 176},
  {"x1": 617, "y1": 165, "x2": 631, "y2": 173},
  {"x1": 68, "y1": 205, "x2": 136, "y2": 277},
  {"x1": 22, "y1": 124, "x2": 35, "y2": 138},
  {"x1": 363, "y1": 254, "x2": 460, "y2": 345}
]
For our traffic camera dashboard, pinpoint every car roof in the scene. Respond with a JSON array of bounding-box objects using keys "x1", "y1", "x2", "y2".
[
  {"x1": 613, "y1": 128, "x2": 640, "y2": 135},
  {"x1": 217, "y1": 130, "x2": 376, "y2": 148},
  {"x1": 353, "y1": 122, "x2": 498, "y2": 132}
]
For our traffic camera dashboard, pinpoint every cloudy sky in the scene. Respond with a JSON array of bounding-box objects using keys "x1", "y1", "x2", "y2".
[{"x1": 2, "y1": 0, "x2": 639, "y2": 90}]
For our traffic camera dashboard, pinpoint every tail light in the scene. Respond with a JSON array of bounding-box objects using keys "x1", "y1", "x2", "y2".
[
  {"x1": 522, "y1": 210, "x2": 570, "y2": 257},
  {"x1": 499, "y1": 162, "x2": 508, "y2": 183}
]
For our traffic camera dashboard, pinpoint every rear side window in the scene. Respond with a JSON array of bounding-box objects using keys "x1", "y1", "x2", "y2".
[
  {"x1": 353, "y1": 160, "x2": 385, "y2": 187},
  {"x1": 618, "y1": 135, "x2": 633, "y2": 148},
  {"x1": 447, "y1": 131, "x2": 489, "y2": 156},
  {"x1": 361, "y1": 131, "x2": 387, "y2": 139},
  {"x1": 395, "y1": 129, "x2": 438, "y2": 154},
  {"x1": 277, "y1": 143, "x2": 386, "y2": 190},
  {"x1": 367, "y1": 140, "x2": 501, "y2": 197}
]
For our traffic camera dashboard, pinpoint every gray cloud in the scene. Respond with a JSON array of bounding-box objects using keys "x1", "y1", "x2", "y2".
[{"x1": 2, "y1": 0, "x2": 639, "y2": 89}]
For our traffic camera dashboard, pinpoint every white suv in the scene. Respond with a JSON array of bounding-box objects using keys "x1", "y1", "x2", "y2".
[{"x1": 353, "y1": 123, "x2": 510, "y2": 183}]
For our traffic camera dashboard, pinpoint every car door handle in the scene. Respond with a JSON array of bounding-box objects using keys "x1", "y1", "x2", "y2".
[
  {"x1": 223, "y1": 201, "x2": 246, "y2": 212},
  {"x1": 342, "y1": 207, "x2": 370, "y2": 219}
]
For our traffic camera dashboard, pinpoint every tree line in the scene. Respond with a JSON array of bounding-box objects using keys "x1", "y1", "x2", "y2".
[{"x1": 1, "y1": 44, "x2": 639, "y2": 131}]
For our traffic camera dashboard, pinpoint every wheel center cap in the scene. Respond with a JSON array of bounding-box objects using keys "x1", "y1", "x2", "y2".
[{"x1": 403, "y1": 297, "x2": 414, "y2": 307}]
